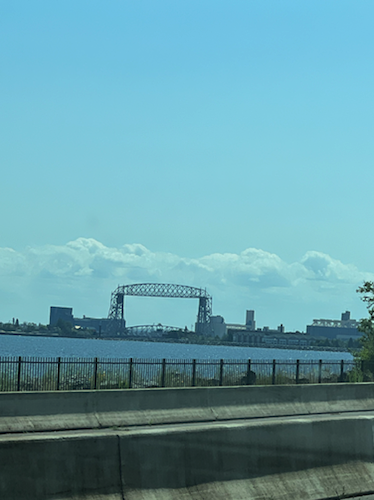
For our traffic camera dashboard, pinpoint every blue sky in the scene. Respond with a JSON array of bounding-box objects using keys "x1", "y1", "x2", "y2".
[{"x1": 1, "y1": 1, "x2": 374, "y2": 330}]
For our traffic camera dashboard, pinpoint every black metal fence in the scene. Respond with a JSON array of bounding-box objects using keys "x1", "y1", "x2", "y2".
[{"x1": 0, "y1": 356, "x2": 368, "y2": 392}]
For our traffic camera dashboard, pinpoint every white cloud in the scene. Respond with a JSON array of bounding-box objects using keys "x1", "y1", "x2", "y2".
[
  {"x1": 300, "y1": 251, "x2": 362, "y2": 283},
  {"x1": 1, "y1": 237, "x2": 371, "y2": 289},
  {"x1": 0, "y1": 248, "x2": 27, "y2": 276},
  {"x1": 0, "y1": 238, "x2": 372, "y2": 328}
]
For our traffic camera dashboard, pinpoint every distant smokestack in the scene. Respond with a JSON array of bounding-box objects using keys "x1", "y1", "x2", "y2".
[
  {"x1": 245, "y1": 310, "x2": 256, "y2": 331},
  {"x1": 341, "y1": 311, "x2": 350, "y2": 321}
]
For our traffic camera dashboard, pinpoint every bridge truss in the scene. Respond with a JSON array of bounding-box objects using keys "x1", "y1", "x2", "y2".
[
  {"x1": 107, "y1": 283, "x2": 212, "y2": 335},
  {"x1": 126, "y1": 324, "x2": 183, "y2": 338}
]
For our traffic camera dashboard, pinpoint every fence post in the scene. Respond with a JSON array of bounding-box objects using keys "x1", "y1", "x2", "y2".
[
  {"x1": 93, "y1": 357, "x2": 98, "y2": 389},
  {"x1": 340, "y1": 359, "x2": 344, "y2": 382},
  {"x1": 128, "y1": 358, "x2": 133, "y2": 388},
  {"x1": 161, "y1": 359, "x2": 166, "y2": 387},
  {"x1": 219, "y1": 359, "x2": 224, "y2": 386},
  {"x1": 192, "y1": 359, "x2": 196, "y2": 387},
  {"x1": 318, "y1": 359, "x2": 322, "y2": 384},
  {"x1": 17, "y1": 356, "x2": 22, "y2": 392},
  {"x1": 272, "y1": 359, "x2": 276, "y2": 385},
  {"x1": 296, "y1": 359, "x2": 300, "y2": 384},
  {"x1": 246, "y1": 359, "x2": 251, "y2": 385},
  {"x1": 56, "y1": 357, "x2": 61, "y2": 391}
]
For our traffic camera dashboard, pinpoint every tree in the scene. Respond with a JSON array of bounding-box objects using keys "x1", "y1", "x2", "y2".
[
  {"x1": 356, "y1": 281, "x2": 374, "y2": 376},
  {"x1": 357, "y1": 281, "x2": 374, "y2": 319},
  {"x1": 56, "y1": 318, "x2": 73, "y2": 335}
]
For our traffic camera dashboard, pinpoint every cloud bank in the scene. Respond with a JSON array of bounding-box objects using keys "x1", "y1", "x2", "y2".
[{"x1": 0, "y1": 238, "x2": 371, "y2": 329}]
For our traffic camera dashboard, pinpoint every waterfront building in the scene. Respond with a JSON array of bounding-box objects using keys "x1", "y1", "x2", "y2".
[
  {"x1": 228, "y1": 310, "x2": 311, "y2": 347},
  {"x1": 49, "y1": 306, "x2": 111, "y2": 335},
  {"x1": 306, "y1": 311, "x2": 360, "y2": 340}
]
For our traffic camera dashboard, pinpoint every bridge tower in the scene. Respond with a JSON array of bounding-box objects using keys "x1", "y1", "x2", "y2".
[
  {"x1": 195, "y1": 296, "x2": 212, "y2": 336},
  {"x1": 107, "y1": 289, "x2": 126, "y2": 334}
]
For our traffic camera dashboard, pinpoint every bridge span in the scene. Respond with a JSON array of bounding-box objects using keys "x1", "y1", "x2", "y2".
[
  {"x1": 125, "y1": 324, "x2": 182, "y2": 337},
  {"x1": 1, "y1": 383, "x2": 374, "y2": 499}
]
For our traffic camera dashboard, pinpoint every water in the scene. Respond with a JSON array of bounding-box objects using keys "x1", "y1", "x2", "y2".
[{"x1": 0, "y1": 334, "x2": 353, "y2": 361}]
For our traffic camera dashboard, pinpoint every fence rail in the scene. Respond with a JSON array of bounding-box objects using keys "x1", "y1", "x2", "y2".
[{"x1": 0, "y1": 356, "x2": 370, "y2": 392}]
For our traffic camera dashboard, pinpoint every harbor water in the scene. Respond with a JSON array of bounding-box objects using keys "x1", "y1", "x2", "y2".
[{"x1": 0, "y1": 334, "x2": 353, "y2": 361}]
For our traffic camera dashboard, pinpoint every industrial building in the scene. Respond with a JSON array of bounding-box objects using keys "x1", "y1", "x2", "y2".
[
  {"x1": 228, "y1": 310, "x2": 312, "y2": 347},
  {"x1": 209, "y1": 315, "x2": 227, "y2": 338},
  {"x1": 49, "y1": 306, "x2": 74, "y2": 327},
  {"x1": 306, "y1": 311, "x2": 360, "y2": 340},
  {"x1": 229, "y1": 309, "x2": 362, "y2": 347},
  {"x1": 49, "y1": 306, "x2": 112, "y2": 335}
]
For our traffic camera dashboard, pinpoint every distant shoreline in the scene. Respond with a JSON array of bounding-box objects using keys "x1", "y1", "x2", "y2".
[{"x1": 0, "y1": 330, "x2": 354, "y2": 353}]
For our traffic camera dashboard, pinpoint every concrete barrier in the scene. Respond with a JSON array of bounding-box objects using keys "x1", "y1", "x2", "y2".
[
  {"x1": 1, "y1": 382, "x2": 374, "y2": 433},
  {"x1": 2, "y1": 414, "x2": 374, "y2": 499},
  {"x1": 2, "y1": 384, "x2": 374, "y2": 499},
  {"x1": 119, "y1": 414, "x2": 374, "y2": 499}
]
